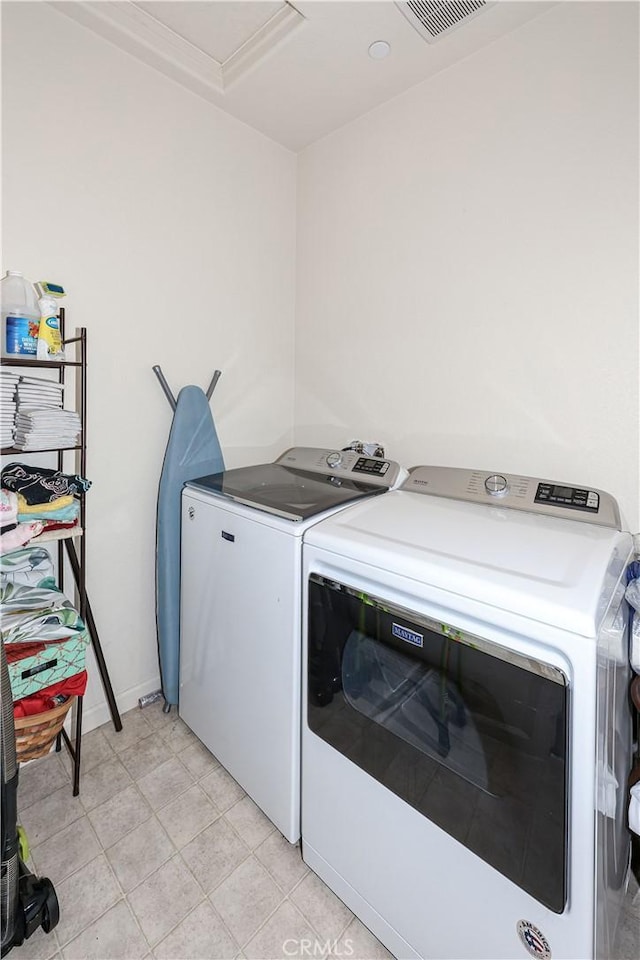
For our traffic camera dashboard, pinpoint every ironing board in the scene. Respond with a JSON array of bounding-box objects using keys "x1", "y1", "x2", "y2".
[{"x1": 156, "y1": 382, "x2": 224, "y2": 707}]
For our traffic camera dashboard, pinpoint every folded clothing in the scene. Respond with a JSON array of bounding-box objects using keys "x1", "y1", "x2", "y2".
[
  {"x1": 1, "y1": 372, "x2": 19, "y2": 446},
  {"x1": 17, "y1": 501, "x2": 79, "y2": 523},
  {"x1": 17, "y1": 493, "x2": 74, "y2": 514},
  {"x1": 1, "y1": 489, "x2": 18, "y2": 528},
  {"x1": 1, "y1": 463, "x2": 91, "y2": 504},
  {"x1": 1, "y1": 581, "x2": 86, "y2": 644},
  {"x1": 0, "y1": 544, "x2": 56, "y2": 589},
  {"x1": 16, "y1": 491, "x2": 79, "y2": 523},
  {"x1": 39, "y1": 520, "x2": 79, "y2": 534},
  {"x1": 33, "y1": 522, "x2": 81, "y2": 544},
  {"x1": 1, "y1": 577, "x2": 89, "y2": 700},
  {"x1": 0, "y1": 521, "x2": 44, "y2": 553},
  {"x1": 13, "y1": 408, "x2": 81, "y2": 451}
]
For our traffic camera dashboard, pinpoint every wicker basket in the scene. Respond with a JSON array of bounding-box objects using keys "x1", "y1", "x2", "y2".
[{"x1": 14, "y1": 697, "x2": 76, "y2": 763}]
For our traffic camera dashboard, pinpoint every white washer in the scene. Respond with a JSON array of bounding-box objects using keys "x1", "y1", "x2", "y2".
[
  {"x1": 302, "y1": 466, "x2": 633, "y2": 960},
  {"x1": 179, "y1": 447, "x2": 406, "y2": 842}
]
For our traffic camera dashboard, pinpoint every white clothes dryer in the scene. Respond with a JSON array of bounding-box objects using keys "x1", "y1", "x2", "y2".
[
  {"x1": 301, "y1": 466, "x2": 633, "y2": 959},
  {"x1": 179, "y1": 447, "x2": 406, "y2": 842}
]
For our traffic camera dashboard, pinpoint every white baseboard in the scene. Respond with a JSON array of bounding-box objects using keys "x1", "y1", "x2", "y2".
[{"x1": 81, "y1": 674, "x2": 163, "y2": 734}]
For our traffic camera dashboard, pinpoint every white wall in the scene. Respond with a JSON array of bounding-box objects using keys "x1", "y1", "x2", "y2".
[
  {"x1": 2, "y1": 3, "x2": 297, "y2": 728},
  {"x1": 295, "y1": 1, "x2": 639, "y2": 531},
  {"x1": 3, "y1": 1, "x2": 639, "y2": 734}
]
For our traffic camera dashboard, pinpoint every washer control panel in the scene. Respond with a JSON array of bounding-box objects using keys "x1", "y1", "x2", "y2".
[
  {"x1": 276, "y1": 447, "x2": 407, "y2": 489},
  {"x1": 402, "y1": 465, "x2": 622, "y2": 529},
  {"x1": 353, "y1": 457, "x2": 390, "y2": 476}
]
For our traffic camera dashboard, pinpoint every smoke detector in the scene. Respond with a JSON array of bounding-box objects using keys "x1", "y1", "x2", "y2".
[{"x1": 396, "y1": 1, "x2": 494, "y2": 43}]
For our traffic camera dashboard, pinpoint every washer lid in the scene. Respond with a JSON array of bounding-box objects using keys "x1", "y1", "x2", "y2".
[
  {"x1": 304, "y1": 490, "x2": 632, "y2": 636},
  {"x1": 186, "y1": 462, "x2": 386, "y2": 522},
  {"x1": 186, "y1": 446, "x2": 405, "y2": 522}
]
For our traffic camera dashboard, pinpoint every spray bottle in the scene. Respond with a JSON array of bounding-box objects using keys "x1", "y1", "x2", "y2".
[{"x1": 35, "y1": 282, "x2": 65, "y2": 360}]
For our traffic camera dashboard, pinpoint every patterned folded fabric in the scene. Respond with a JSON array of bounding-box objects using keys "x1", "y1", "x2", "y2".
[
  {"x1": 0, "y1": 545, "x2": 56, "y2": 590},
  {"x1": 1, "y1": 463, "x2": 91, "y2": 504},
  {"x1": 0, "y1": 581, "x2": 86, "y2": 645}
]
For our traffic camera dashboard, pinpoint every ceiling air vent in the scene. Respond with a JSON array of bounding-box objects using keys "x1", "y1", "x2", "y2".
[{"x1": 396, "y1": 1, "x2": 493, "y2": 43}]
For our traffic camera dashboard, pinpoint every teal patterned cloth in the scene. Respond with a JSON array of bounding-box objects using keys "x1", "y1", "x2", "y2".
[
  {"x1": 0, "y1": 545, "x2": 56, "y2": 590},
  {"x1": 0, "y1": 581, "x2": 87, "y2": 645},
  {"x1": 1, "y1": 546, "x2": 90, "y2": 699}
]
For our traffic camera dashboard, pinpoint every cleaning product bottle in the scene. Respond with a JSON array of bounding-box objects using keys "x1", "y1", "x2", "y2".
[
  {"x1": 36, "y1": 292, "x2": 64, "y2": 360},
  {"x1": 1, "y1": 271, "x2": 40, "y2": 358}
]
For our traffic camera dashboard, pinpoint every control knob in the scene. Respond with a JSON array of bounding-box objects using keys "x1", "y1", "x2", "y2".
[
  {"x1": 326, "y1": 452, "x2": 343, "y2": 469},
  {"x1": 485, "y1": 474, "x2": 509, "y2": 497}
]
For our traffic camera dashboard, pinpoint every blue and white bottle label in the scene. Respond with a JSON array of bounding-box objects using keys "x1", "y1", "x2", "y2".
[{"x1": 5, "y1": 315, "x2": 38, "y2": 355}]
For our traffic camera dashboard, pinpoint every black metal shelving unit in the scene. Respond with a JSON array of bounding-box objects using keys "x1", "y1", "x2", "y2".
[{"x1": 1, "y1": 309, "x2": 122, "y2": 795}]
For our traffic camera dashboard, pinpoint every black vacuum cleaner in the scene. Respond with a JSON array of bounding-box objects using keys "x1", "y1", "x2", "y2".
[{"x1": 1, "y1": 640, "x2": 59, "y2": 957}]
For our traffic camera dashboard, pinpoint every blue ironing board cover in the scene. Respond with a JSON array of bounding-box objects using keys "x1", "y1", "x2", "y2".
[{"x1": 156, "y1": 385, "x2": 224, "y2": 705}]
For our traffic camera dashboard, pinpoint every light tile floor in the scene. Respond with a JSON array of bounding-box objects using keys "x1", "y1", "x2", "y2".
[
  {"x1": 11, "y1": 703, "x2": 391, "y2": 960},
  {"x1": 9, "y1": 702, "x2": 640, "y2": 960}
]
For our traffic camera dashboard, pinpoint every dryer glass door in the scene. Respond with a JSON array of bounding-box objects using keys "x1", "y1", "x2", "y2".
[{"x1": 307, "y1": 575, "x2": 568, "y2": 913}]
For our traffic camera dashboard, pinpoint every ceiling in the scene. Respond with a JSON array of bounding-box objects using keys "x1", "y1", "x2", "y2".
[{"x1": 52, "y1": 0, "x2": 555, "y2": 151}]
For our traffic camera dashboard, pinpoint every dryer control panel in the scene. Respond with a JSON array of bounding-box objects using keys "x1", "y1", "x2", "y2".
[{"x1": 402, "y1": 466, "x2": 622, "y2": 529}]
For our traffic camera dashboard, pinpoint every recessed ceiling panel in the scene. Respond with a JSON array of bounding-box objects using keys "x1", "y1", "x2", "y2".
[
  {"x1": 51, "y1": 0, "x2": 557, "y2": 151},
  {"x1": 134, "y1": 0, "x2": 284, "y2": 62}
]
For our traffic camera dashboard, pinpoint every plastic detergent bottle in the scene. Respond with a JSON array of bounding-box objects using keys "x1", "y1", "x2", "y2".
[
  {"x1": 1, "y1": 271, "x2": 40, "y2": 358},
  {"x1": 36, "y1": 295, "x2": 63, "y2": 360}
]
